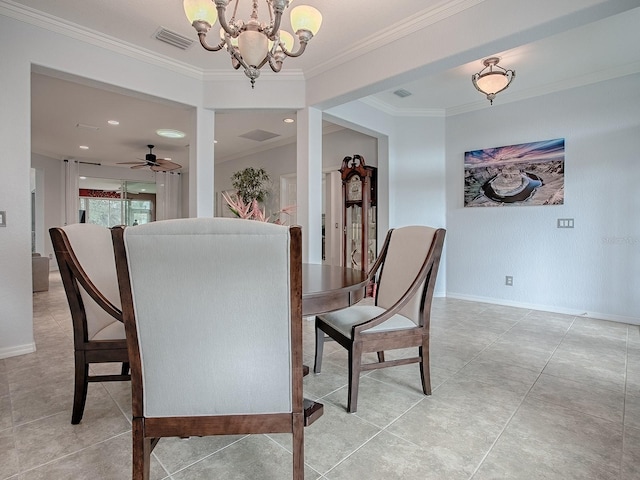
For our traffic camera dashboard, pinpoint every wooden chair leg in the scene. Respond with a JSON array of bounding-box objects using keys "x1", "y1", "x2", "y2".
[
  {"x1": 377, "y1": 351, "x2": 385, "y2": 362},
  {"x1": 292, "y1": 414, "x2": 304, "y2": 480},
  {"x1": 347, "y1": 342, "x2": 363, "y2": 413},
  {"x1": 71, "y1": 351, "x2": 89, "y2": 425},
  {"x1": 132, "y1": 418, "x2": 152, "y2": 480},
  {"x1": 313, "y1": 324, "x2": 325, "y2": 374},
  {"x1": 121, "y1": 362, "x2": 130, "y2": 376},
  {"x1": 419, "y1": 343, "x2": 431, "y2": 396}
]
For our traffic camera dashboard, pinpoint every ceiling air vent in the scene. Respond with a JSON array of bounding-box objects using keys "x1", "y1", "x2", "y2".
[
  {"x1": 239, "y1": 129, "x2": 281, "y2": 142},
  {"x1": 154, "y1": 27, "x2": 194, "y2": 50},
  {"x1": 393, "y1": 88, "x2": 412, "y2": 98}
]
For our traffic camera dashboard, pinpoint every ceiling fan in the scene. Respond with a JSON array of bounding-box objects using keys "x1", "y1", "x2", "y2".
[{"x1": 117, "y1": 145, "x2": 181, "y2": 172}]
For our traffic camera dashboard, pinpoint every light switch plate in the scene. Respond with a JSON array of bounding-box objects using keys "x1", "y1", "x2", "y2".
[
  {"x1": 557, "y1": 218, "x2": 574, "y2": 228},
  {"x1": 0, "y1": 211, "x2": 6, "y2": 227}
]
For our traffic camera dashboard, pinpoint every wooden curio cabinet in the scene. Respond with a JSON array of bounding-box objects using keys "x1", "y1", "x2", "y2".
[{"x1": 340, "y1": 155, "x2": 377, "y2": 272}]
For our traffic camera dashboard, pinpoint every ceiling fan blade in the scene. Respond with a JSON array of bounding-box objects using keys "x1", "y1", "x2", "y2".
[
  {"x1": 117, "y1": 161, "x2": 146, "y2": 165},
  {"x1": 131, "y1": 164, "x2": 148, "y2": 169},
  {"x1": 151, "y1": 163, "x2": 181, "y2": 172},
  {"x1": 155, "y1": 159, "x2": 182, "y2": 169}
]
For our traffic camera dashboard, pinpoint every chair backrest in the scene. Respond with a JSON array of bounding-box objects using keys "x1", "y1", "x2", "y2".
[
  {"x1": 50, "y1": 223, "x2": 122, "y2": 341},
  {"x1": 375, "y1": 226, "x2": 444, "y2": 325},
  {"x1": 112, "y1": 218, "x2": 302, "y2": 419}
]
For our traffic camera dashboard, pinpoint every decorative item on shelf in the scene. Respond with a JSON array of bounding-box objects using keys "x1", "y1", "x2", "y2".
[
  {"x1": 340, "y1": 154, "x2": 377, "y2": 272},
  {"x1": 184, "y1": 0, "x2": 322, "y2": 88},
  {"x1": 472, "y1": 57, "x2": 515, "y2": 105}
]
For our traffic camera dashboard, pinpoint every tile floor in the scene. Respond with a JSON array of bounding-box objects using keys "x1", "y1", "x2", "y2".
[{"x1": 1, "y1": 273, "x2": 639, "y2": 479}]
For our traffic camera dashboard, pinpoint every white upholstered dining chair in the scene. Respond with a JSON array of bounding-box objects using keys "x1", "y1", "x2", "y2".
[
  {"x1": 50, "y1": 223, "x2": 130, "y2": 425},
  {"x1": 314, "y1": 225, "x2": 446, "y2": 413},
  {"x1": 111, "y1": 218, "x2": 311, "y2": 480}
]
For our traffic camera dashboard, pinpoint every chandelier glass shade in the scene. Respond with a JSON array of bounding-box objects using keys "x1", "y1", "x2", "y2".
[
  {"x1": 471, "y1": 57, "x2": 515, "y2": 104},
  {"x1": 184, "y1": 0, "x2": 322, "y2": 88}
]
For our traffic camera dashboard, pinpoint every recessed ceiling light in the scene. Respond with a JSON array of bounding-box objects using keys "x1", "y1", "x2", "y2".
[
  {"x1": 79, "y1": 145, "x2": 89, "y2": 150},
  {"x1": 283, "y1": 118, "x2": 295, "y2": 124},
  {"x1": 107, "y1": 120, "x2": 120, "y2": 125},
  {"x1": 156, "y1": 129, "x2": 186, "y2": 139},
  {"x1": 214, "y1": 140, "x2": 218, "y2": 144},
  {"x1": 79, "y1": 176, "x2": 87, "y2": 180}
]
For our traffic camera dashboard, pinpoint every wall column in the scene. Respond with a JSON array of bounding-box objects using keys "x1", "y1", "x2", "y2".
[
  {"x1": 189, "y1": 107, "x2": 215, "y2": 217},
  {"x1": 296, "y1": 107, "x2": 323, "y2": 263}
]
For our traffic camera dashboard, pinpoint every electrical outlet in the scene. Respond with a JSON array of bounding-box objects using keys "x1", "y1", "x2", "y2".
[{"x1": 505, "y1": 276, "x2": 513, "y2": 286}]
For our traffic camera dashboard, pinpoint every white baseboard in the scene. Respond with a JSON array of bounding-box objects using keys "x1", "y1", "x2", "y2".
[
  {"x1": 446, "y1": 292, "x2": 640, "y2": 326},
  {"x1": 0, "y1": 342, "x2": 36, "y2": 359}
]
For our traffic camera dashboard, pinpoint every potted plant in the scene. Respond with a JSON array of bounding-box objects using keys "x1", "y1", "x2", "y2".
[{"x1": 231, "y1": 167, "x2": 270, "y2": 204}]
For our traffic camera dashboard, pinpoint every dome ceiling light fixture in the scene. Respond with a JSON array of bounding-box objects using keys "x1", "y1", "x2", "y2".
[
  {"x1": 184, "y1": 0, "x2": 322, "y2": 88},
  {"x1": 472, "y1": 57, "x2": 515, "y2": 105}
]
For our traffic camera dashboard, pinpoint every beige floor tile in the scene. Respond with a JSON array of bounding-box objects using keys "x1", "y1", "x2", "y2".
[
  {"x1": 624, "y1": 393, "x2": 640, "y2": 429},
  {"x1": 151, "y1": 434, "x2": 246, "y2": 475},
  {"x1": 326, "y1": 429, "x2": 471, "y2": 480},
  {"x1": 271, "y1": 402, "x2": 380, "y2": 475},
  {"x1": 543, "y1": 346, "x2": 626, "y2": 393},
  {"x1": 473, "y1": 398, "x2": 622, "y2": 480},
  {"x1": 0, "y1": 395, "x2": 12, "y2": 431},
  {"x1": 171, "y1": 434, "x2": 320, "y2": 480},
  {"x1": 528, "y1": 373, "x2": 624, "y2": 423},
  {"x1": 18, "y1": 432, "x2": 168, "y2": 480},
  {"x1": 455, "y1": 356, "x2": 541, "y2": 395},
  {"x1": 622, "y1": 425, "x2": 640, "y2": 480},
  {"x1": 323, "y1": 376, "x2": 425, "y2": 428},
  {"x1": 0, "y1": 428, "x2": 20, "y2": 479},
  {"x1": 385, "y1": 377, "x2": 523, "y2": 473},
  {"x1": 13, "y1": 389, "x2": 130, "y2": 471}
]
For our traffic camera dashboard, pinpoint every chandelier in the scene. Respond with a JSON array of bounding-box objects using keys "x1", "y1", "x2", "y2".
[
  {"x1": 184, "y1": 0, "x2": 322, "y2": 88},
  {"x1": 472, "y1": 57, "x2": 515, "y2": 105}
]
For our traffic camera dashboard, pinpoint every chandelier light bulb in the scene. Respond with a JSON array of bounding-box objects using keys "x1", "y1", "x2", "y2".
[
  {"x1": 290, "y1": 5, "x2": 322, "y2": 36},
  {"x1": 183, "y1": 0, "x2": 217, "y2": 26},
  {"x1": 269, "y1": 30, "x2": 295, "y2": 52}
]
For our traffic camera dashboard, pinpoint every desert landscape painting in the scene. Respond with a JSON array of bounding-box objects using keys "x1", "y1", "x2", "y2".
[{"x1": 464, "y1": 138, "x2": 565, "y2": 207}]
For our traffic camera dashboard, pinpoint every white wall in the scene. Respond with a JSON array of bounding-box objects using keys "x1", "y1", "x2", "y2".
[
  {"x1": 445, "y1": 74, "x2": 640, "y2": 324},
  {"x1": 31, "y1": 154, "x2": 64, "y2": 264},
  {"x1": 214, "y1": 128, "x2": 378, "y2": 217}
]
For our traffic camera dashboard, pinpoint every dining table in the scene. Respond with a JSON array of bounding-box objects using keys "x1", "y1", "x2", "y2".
[
  {"x1": 300, "y1": 263, "x2": 369, "y2": 425},
  {"x1": 301, "y1": 263, "x2": 369, "y2": 317}
]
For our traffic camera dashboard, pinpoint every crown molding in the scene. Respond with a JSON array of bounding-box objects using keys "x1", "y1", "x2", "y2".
[
  {"x1": 1, "y1": 0, "x2": 204, "y2": 80},
  {"x1": 305, "y1": 0, "x2": 484, "y2": 79}
]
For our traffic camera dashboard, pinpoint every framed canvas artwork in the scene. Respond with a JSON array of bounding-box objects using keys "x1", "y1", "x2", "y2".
[{"x1": 464, "y1": 138, "x2": 565, "y2": 207}]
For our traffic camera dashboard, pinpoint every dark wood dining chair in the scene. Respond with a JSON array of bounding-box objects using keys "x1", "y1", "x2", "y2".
[
  {"x1": 314, "y1": 225, "x2": 446, "y2": 413},
  {"x1": 50, "y1": 224, "x2": 130, "y2": 425},
  {"x1": 111, "y1": 218, "x2": 314, "y2": 480}
]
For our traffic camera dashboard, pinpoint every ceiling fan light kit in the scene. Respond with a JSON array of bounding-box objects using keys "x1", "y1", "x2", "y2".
[
  {"x1": 117, "y1": 145, "x2": 182, "y2": 172},
  {"x1": 472, "y1": 57, "x2": 515, "y2": 105},
  {"x1": 184, "y1": 0, "x2": 322, "y2": 88}
]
